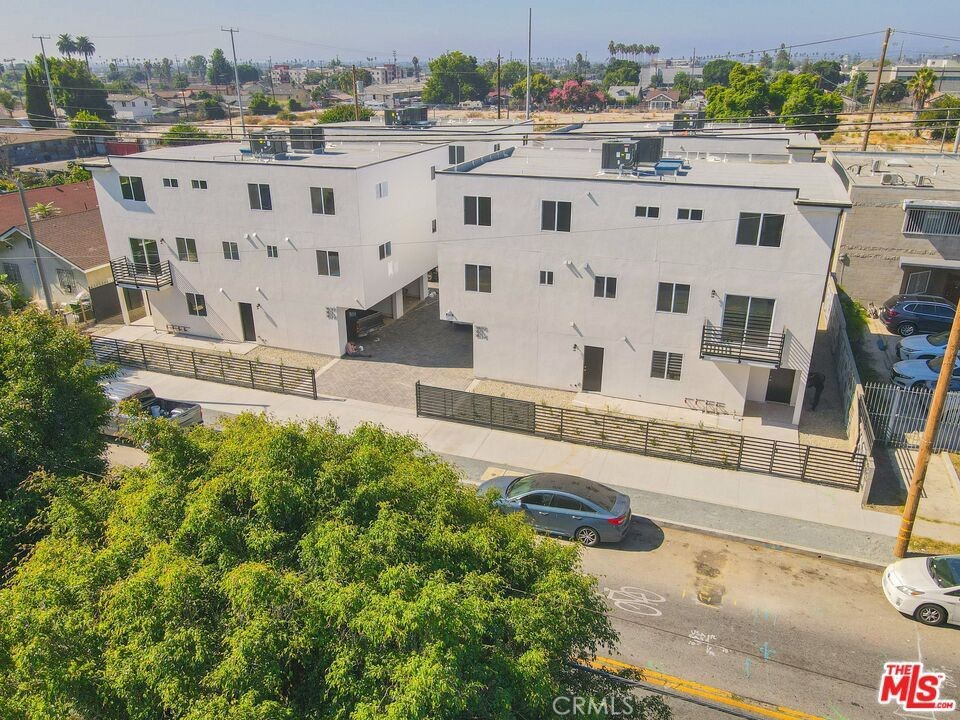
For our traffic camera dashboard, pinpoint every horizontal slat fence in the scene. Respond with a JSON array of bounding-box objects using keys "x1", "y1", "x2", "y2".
[
  {"x1": 417, "y1": 383, "x2": 864, "y2": 490},
  {"x1": 91, "y1": 336, "x2": 317, "y2": 399}
]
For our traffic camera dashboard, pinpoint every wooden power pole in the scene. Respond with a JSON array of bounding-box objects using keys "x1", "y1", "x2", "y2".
[
  {"x1": 496, "y1": 52, "x2": 502, "y2": 120},
  {"x1": 352, "y1": 64, "x2": 361, "y2": 120},
  {"x1": 860, "y1": 28, "x2": 892, "y2": 152}
]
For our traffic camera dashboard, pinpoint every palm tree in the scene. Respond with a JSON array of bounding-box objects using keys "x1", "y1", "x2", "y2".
[
  {"x1": 56, "y1": 33, "x2": 76, "y2": 57},
  {"x1": 908, "y1": 66, "x2": 937, "y2": 135},
  {"x1": 411, "y1": 56, "x2": 420, "y2": 80},
  {"x1": 608, "y1": 41, "x2": 616, "y2": 58},
  {"x1": 74, "y1": 36, "x2": 95, "y2": 69}
]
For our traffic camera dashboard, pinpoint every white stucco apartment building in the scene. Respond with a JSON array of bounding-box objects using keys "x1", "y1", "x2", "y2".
[
  {"x1": 88, "y1": 135, "x2": 456, "y2": 356},
  {"x1": 436, "y1": 142, "x2": 850, "y2": 424}
]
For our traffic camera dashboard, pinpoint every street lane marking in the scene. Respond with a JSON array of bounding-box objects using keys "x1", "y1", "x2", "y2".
[
  {"x1": 591, "y1": 656, "x2": 824, "y2": 720},
  {"x1": 603, "y1": 586, "x2": 666, "y2": 616}
]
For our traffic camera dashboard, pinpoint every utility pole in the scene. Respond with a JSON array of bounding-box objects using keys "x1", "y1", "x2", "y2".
[
  {"x1": 392, "y1": 49, "x2": 397, "y2": 82},
  {"x1": 222, "y1": 27, "x2": 246, "y2": 138},
  {"x1": 860, "y1": 27, "x2": 892, "y2": 152},
  {"x1": 352, "y1": 65, "x2": 361, "y2": 120},
  {"x1": 174, "y1": 56, "x2": 187, "y2": 111},
  {"x1": 525, "y1": 8, "x2": 532, "y2": 120},
  {"x1": 953, "y1": 116, "x2": 960, "y2": 154},
  {"x1": 268, "y1": 56, "x2": 276, "y2": 102},
  {"x1": 496, "y1": 52, "x2": 502, "y2": 120},
  {"x1": 894, "y1": 304, "x2": 960, "y2": 558},
  {"x1": 33, "y1": 36, "x2": 59, "y2": 129},
  {"x1": 16, "y1": 179, "x2": 53, "y2": 313}
]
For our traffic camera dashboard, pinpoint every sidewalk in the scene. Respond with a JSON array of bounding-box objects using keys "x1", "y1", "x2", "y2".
[{"x1": 116, "y1": 367, "x2": 950, "y2": 565}]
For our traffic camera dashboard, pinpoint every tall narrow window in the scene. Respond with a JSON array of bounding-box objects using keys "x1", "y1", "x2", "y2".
[
  {"x1": 175, "y1": 237, "x2": 198, "y2": 262},
  {"x1": 593, "y1": 276, "x2": 617, "y2": 299},
  {"x1": 316, "y1": 250, "x2": 340, "y2": 277},
  {"x1": 119, "y1": 175, "x2": 145, "y2": 201},
  {"x1": 186, "y1": 292, "x2": 207, "y2": 317},
  {"x1": 310, "y1": 186, "x2": 336, "y2": 215},
  {"x1": 656, "y1": 282, "x2": 689, "y2": 313},
  {"x1": 736, "y1": 212, "x2": 784, "y2": 247},
  {"x1": 375, "y1": 181, "x2": 389, "y2": 198},
  {"x1": 463, "y1": 196, "x2": 492, "y2": 226},
  {"x1": 651, "y1": 351, "x2": 683, "y2": 380},
  {"x1": 222, "y1": 241, "x2": 240, "y2": 260},
  {"x1": 248, "y1": 183, "x2": 272, "y2": 210},
  {"x1": 448, "y1": 145, "x2": 465, "y2": 164},
  {"x1": 378, "y1": 241, "x2": 392, "y2": 260},
  {"x1": 465, "y1": 264, "x2": 492, "y2": 293},
  {"x1": 266, "y1": 245, "x2": 278, "y2": 258},
  {"x1": 541, "y1": 200, "x2": 572, "y2": 232},
  {"x1": 1, "y1": 262, "x2": 22, "y2": 286},
  {"x1": 539, "y1": 270, "x2": 554, "y2": 286}
]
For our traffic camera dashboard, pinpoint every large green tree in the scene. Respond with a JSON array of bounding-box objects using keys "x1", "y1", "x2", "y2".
[
  {"x1": 160, "y1": 123, "x2": 217, "y2": 145},
  {"x1": 602, "y1": 59, "x2": 640, "y2": 89},
  {"x1": 0, "y1": 415, "x2": 667, "y2": 719},
  {"x1": 22, "y1": 65, "x2": 54, "y2": 128},
  {"x1": 878, "y1": 79, "x2": 908, "y2": 104},
  {"x1": 671, "y1": 71, "x2": 702, "y2": 102},
  {"x1": 704, "y1": 63, "x2": 770, "y2": 120},
  {"x1": 702, "y1": 59, "x2": 737, "y2": 88},
  {"x1": 0, "y1": 309, "x2": 112, "y2": 569},
  {"x1": 919, "y1": 94, "x2": 960, "y2": 141},
  {"x1": 187, "y1": 54, "x2": 207, "y2": 80},
  {"x1": 316, "y1": 104, "x2": 373, "y2": 123},
  {"x1": 511, "y1": 73, "x2": 556, "y2": 105},
  {"x1": 69, "y1": 109, "x2": 114, "y2": 137},
  {"x1": 487, "y1": 59, "x2": 526, "y2": 91},
  {"x1": 422, "y1": 51, "x2": 489, "y2": 104},
  {"x1": 236, "y1": 63, "x2": 260, "y2": 83},
  {"x1": 207, "y1": 48, "x2": 233, "y2": 85},
  {"x1": 26, "y1": 56, "x2": 114, "y2": 121},
  {"x1": 778, "y1": 73, "x2": 844, "y2": 137}
]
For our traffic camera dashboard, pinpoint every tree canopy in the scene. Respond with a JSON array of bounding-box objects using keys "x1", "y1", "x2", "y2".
[
  {"x1": 602, "y1": 59, "x2": 640, "y2": 89},
  {"x1": 919, "y1": 94, "x2": 960, "y2": 141},
  {"x1": 422, "y1": 51, "x2": 489, "y2": 104},
  {"x1": 705, "y1": 64, "x2": 770, "y2": 120},
  {"x1": 511, "y1": 73, "x2": 557, "y2": 105},
  {"x1": 248, "y1": 91, "x2": 282, "y2": 115},
  {"x1": 878, "y1": 79, "x2": 908, "y2": 104},
  {"x1": 0, "y1": 414, "x2": 666, "y2": 719},
  {"x1": 671, "y1": 71, "x2": 702, "y2": 102},
  {"x1": 160, "y1": 123, "x2": 218, "y2": 146},
  {"x1": 69, "y1": 109, "x2": 115, "y2": 137},
  {"x1": 236, "y1": 63, "x2": 261, "y2": 83},
  {"x1": 23, "y1": 65, "x2": 53, "y2": 128},
  {"x1": 23, "y1": 56, "x2": 114, "y2": 122},
  {"x1": 702, "y1": 59, "x2": 737, "y2": 88},
  {"x1": 315, "y1": 104, "x2": 373, "y2": 123},
  {"x1": 207, "y1": 49, "x2": 233, "y2": 85}
]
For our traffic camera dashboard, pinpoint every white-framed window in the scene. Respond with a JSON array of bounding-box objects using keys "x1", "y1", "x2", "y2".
[
  {"x1": 635, "y1": 205, "x2": 660, "y2": 218},
  {"x1": 378, "y1": 241, "x2": 392, "y2": 260},
  {"x1": 162, "y1": 177, "x2": 179, "y2": 188},
  {"x1": 656, "y1": 282, "x2": 689, "y2": 313},
  {"x1": 677, "y1": 208, "x2": 703, "y2": 221},
  {"x1": 465, "y1": 264, "x2": 491, "y2": 293},
  {"x1": 736, "y1": 212, "x2": 785, "y2": 247},
  {"x1": 448, "y1": 145, "x2": 465, "y2": 164},
  {"x1": 191, "y1": 179, "x2": 207, "y2": 189},
  {"x1": 266, "y1": 245, "x2": 279, "y2": 258},
  {"x1": 905, "y1": 270, "x2": 931, "y2": 295},
  {"x1": 464, "y1": 196, "x2": 492, "y2": 226},
  {"x1": 903, "y1": 207, "x2": 960, "y2": 237},
  {"x1": 493, "y1": 143, "x2": 501, "y2": 152},
  {"x1": 119, "y1": 175, "x2": 145, "y2": 201},
  {"x1": 222, "y1": 241, "x2": 240, "y2": 260},
  {"x1": 310, "y1": 187, "x2": 335, "y2": 215},
  {"x1": 2, "y1": 262, "x2": 22, "y2": 286},
  {"x1": 542, "y1": 200, "x2": 572, "y2": 232},
  {"x1": 651, "y1": 351, "x2": 683, "y2": 380},
  {"x1": 593, "y1": 275, "x2": 617, "y2": 299},
  {"x1": 248, "y1": 183, "x2": 272, "y2": 210},
  {"x1": 375, "y1": 181, "x2": 389, "y2": 199},
  {"x1": 175, "y1": 237, "x2": 198, "y2": 262},
  {"x1": 316, "y1": 250, "x2": 340, "y2": 277},
  {"x1": 539, "y1": 270, "x2": 554, "y2": 286},
  {"x1": 186, "y1": 292, "x2": 207, "y2": 317}
]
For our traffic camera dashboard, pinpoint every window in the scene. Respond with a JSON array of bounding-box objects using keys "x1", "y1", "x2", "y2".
[
  {"x1": 175, "y1": 237, "x2": 198, "y2": 262},
  {"x1": 378, "y1": 241, "x2": 392, "y2": 260},
  {"x1": 186, "y1": 292, "x2": 207, "y2": 317},
  {"x1": 541, "y1": 200, "x2": 572, "y2": 232},
  {"x1": 191, "y1": 179, "x2": 207, "y2": 189},
  {"x1": 375, "y1": 181, "x2": 389, "y2": 199},
  {"x1": 119, "y1": 175, "x2": 145, "y2": 201},
  {"x1": 656, "y1": 282, "x2": 690, "y2": 313},
  {"x1": 266, "y1": 245, "x2": 278, "y2": 258},
  {"x1": 635, "y1": 205, "x2": 660, "y2": 218},
  {"x1": 432, "y1": 219, "x2": 437, "y2": 233},
  {"x1": 310, "y1": 186, "x2": 335, "y2": 215},
  {"x1": 56, "y1": 268, "x2": 75, "y2": 291},
  {"x1": 430, "y1": 166, "x2": 436, "y2": 180},
  {"x1": 465, "y1": 264, "x2": 492, "y2": 293},
  {"x1": 651, "y1": 351, "x2": 683, "y2": 380},
  {"x1": 464, "y1": 196, "x2": 492, "y2": 226},
  {"x1": 222, "y1": 241, "x2": 240, "y2": 260},
  {"x1": 162, "y1": 177, "x2": 179, "y2": 188},
  {"x1": 550, "y1": 495, "x2": 588, "y2": 512},
  {"x1": 316, "y1": 250, "x2": 340, "y2": 277},
  {"x1": 736, "y1": 212, "x2": 785, "y2": 247},
  {"x1": 723, "y1": 295, "x2": 775, "y2": 345},
  {"x1": 593, "y1": 276, "x2": 617, "y2": 299},
  {"x1": 2, "y1": 262, "x2": 22, "y2": 286},
  {"x1": 905, "y1": 270, "x2": 931, "y2": 294},
  {"x1": 448, "y1": 145, "x2": 465, "y2": 164},
  {"x1": 677, "y1": 208, "x2": 703, "y2": 221},
  {"x1": 493, "y1": 143, "x2": 501, "y2": 152},
  {"x1": 248, "y1": 183, "x2": 272, "y2": 210},
  {"x1": 903, "y1": 207, "x2": 960, "y2": 236},
  {"x1": 539, "y1": 270, "x2": 554, "y2": 286}
]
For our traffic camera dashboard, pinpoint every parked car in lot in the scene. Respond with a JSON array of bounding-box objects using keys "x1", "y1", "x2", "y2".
[
  {"x1": 891, "y1": 356, "x2": 960, "y2": 389},
  {"x1": 880, "y1": 294, "x2": 956, "y2": 337},
  {"x1": 882, "y1": 554, "x2": 960, "y2": 626},
  {"x1": 478, "y1": 472, "x2": 631, "y2": 546},
  {"x1": 896, "y1": 331, "x2": 950, "y2": 361},
  {"x1": 102, "y1": 381, "x2": 202, "y2": 438}
]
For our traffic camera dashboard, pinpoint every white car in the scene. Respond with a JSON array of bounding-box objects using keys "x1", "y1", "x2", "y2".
[
  {"x1": 882, "y1": 555, "x2": 960, "y2": 626},
  {"x1": 896, "y1": 331, "x2": 950, "y2": 361},
  {"x1": 891, "y1": 356, "x2": 960, "y2": 389}
]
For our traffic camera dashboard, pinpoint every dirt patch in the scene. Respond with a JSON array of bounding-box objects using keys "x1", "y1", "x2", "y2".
[{"x1": 693, "y1": 550, "x2": 727, "y2": 607}]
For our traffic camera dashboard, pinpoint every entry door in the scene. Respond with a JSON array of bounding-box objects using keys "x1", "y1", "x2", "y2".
[
  {"x1": 765, "y1": 368, "x2": 796, "y2": 404},
  {"x1": 129, "y1": 238, "x2": 159, "y2": 272},
  {"x1": 239, "y1": 302, "x2": 256, "y2": 342},
  {"x1": 723, "y1": 295, "x2": 775, "y2": 346},
  {"x1": 582, "y1": 345, "x2": 604, "y2": 392}
]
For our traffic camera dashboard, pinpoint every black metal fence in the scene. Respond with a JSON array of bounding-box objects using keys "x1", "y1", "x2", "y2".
[
  {"x1": 109, "y1": 257, "x2": 173, "y2": 290},
  {"x1": 699, "y1": 323, "x2": 785, "y2": 366},
  {"x1": 91, "y1": 336, "x2": 317, "y2": 399},
  {"x1": 416, "y1": 383, "x2": 865, "y2": 490}
]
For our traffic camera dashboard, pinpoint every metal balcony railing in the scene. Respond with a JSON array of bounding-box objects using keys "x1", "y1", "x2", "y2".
[
  {"x1": 700, "y1": 323, "x2": 785, "y2": 367},
  {"x1": 110, "y1": 257, "x2": 173, "y2": 290}
]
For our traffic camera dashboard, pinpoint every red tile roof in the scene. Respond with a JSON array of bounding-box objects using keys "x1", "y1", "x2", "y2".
[
  {"x1": 11, "y1": 208, "x2": 109, "y2": 271},
  {"x1": 0, "y1": 181, "x2": 98, "y2": 233}
]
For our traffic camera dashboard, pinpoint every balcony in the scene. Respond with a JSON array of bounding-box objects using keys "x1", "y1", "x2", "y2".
[
  {"x1": 110, "y1": 257, "x2": 173, "y2": 290},
  {"x1": 700, "y1": 323, "x2": 785, "y2": 367}
]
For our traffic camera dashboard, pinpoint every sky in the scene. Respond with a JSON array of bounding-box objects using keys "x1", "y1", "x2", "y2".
[{"x1": 2, "y1": 0, "x2": 958, "y2": 66}]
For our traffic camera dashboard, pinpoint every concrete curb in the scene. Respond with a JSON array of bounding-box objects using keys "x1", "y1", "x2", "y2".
[
  {"x1": 647, "y1": 515, "x2": 891, "y2": 571},
  {"x1": 941, "y1": 451, "x2": 960, "y2": 497}
]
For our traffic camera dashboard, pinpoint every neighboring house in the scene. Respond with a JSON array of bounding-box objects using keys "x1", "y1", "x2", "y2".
[
  {"x1": 86, "y1": 136, "x2": 453, "y2": 355},
  {"x1": 640, "y1": 88, "x2": 680, "y2": 111},
  {"x1": 369, "y1": 65, "x2": 405, "y2": 85},
  {"x1": 0, "y1": 129, "x2": 95, "y2": 168},
  {"x1": 852, "y1": 58, "x2": 960, "y2": 95},
  {"x1": 435, "y1": 140, "x2": 850, "y2": 425},
  {"x1": 829, "y1": 151, "x2": 960, "y2": 305},
  {"x1": 108, "y1": 94, "x2": 156, "y2": 121},
  {"x1": 639, "y1": 63, "x2": 702, "y2": 88},
  {"x1": 271, "y1": 65, "x2": 291, "y2": 85},
  {"x1": 682, "y1": 92, "x2": 708, "y2": 110},
  {"x1": 0, "y1": 181, "x2": 120, "y2": 321},
  {"x1": 361, "y1": 80, "x2": 426, "y2": 106},
  {"x1": 608, "y1": 85, "x2": 641, "y2": 102}
]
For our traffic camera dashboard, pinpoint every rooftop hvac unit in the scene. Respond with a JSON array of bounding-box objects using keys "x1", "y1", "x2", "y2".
[
  {"x1": 913, "y1": 175, "x2": 934, "y2": 188},
  {"x1": 871, "y1": 159, "x2": 884, "y2": 174},
  {"x1": 672, "y1": 111, "x2": 706, "y2": 131},
  {"x1": 880, "y1": 173, "x2": 905, "y2": 186},
  {"x1": 600, "y1": 137, "x2": 664, "y2": 171},
  {"x1": 249, "y1": 130, "x2": 288, "y2": 156},
  {"x1": 289, "y1": 126, "x2": 326, "y2": 153},
  {"x1": 384, "y1": 105, "x2": 429, "y2": 126},
  {"x1": 634, "y1": 136, "x2": 665, "y2": 164}
]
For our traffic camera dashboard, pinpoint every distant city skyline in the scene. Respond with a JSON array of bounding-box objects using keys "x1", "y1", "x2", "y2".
[{"x1": 2, "y1": 0, "x2": 958, "y2": 66}]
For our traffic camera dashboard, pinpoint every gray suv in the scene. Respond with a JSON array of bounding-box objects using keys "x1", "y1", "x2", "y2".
[
  {"x1": 478, "y1": 472, "x2": 631, "y2": 546},
  {"x1": 880, "y1": 294, "x2": 956, "y2": 337}
]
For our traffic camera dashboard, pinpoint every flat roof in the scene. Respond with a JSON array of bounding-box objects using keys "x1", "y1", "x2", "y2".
[
  {"x1": 830, "y1": 151, "x2": 960, "y2": 192},
  {"x1": 447, "y1": 145, "x2": 850, "y2": 205}
]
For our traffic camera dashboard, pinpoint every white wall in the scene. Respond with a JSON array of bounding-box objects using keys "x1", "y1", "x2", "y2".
[{"x1": 0, "y1": 230, "x2": 91, "y2": 307}]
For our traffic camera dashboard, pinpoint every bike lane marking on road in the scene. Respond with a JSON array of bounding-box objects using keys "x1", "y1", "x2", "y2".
[{"x1": 591, "y1": 655, "x2": 824, "y2": 720}]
